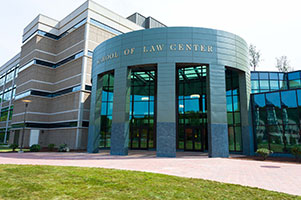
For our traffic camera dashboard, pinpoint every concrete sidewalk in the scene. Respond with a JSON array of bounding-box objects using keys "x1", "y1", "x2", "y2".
[{"x1": 0, "y1": 151, "x2": 300, "y2": 196}]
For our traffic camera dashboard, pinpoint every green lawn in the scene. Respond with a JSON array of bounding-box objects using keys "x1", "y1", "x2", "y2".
[
  {"x1": 0, "y1": 165, "x2": 299, "y2": 200},
  {"x1": 0, "y1": 146, "x2": 29, "y2": 152}
]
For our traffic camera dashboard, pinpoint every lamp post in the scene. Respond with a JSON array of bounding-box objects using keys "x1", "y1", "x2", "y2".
[{"x1": 19, "y1": 99, "x2": 31, "y2": 153}]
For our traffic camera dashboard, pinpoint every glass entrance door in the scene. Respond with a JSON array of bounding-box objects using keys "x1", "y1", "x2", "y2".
[
  {"x1": 129, "y1": 68, "x2": 156, "y2": 150},
  {"x1": 184, "y1": 126, "x2": 207, "y2": 151},
  {"x1": 177, "y1": 64, "x2": 208, "y2": 152}
]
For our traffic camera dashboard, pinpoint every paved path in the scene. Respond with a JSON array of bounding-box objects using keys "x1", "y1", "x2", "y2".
[{"x1": 0, "y1": 151, "x2": 300, "y2": 196}]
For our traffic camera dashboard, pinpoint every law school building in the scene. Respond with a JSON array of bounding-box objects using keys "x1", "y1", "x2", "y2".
[{"x1": 1, "y1": 0, "x2": 300, "y2": 157}]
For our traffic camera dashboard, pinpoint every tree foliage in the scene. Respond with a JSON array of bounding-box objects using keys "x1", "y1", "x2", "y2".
[
  {"x1": 249, "y1": 44, "x2": 261, "y2": 71},
  {"x1": 275, "y1": 56, "x2": 293, "y2": 72}
]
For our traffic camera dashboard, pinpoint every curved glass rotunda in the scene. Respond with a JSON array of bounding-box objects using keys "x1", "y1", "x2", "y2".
[{"x1": 87, "y1": 27, "x2": 252, "y2": 157}]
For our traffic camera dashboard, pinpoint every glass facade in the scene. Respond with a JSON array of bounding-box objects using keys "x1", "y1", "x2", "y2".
[
  {"x1": 252, "y1": 89, "x2": 301, "y2": 153},
  {"x1": 129, "y1": 69, "x2": 156, "y2": 149},
  {"x1": 0, "y1": 66, "x2": 18, "y2": 144},
  {"x1": 177, "y1": 65, "x2": 207, "y2": 151},
  {"x1": 251, "y1": 70, "x2": 301, "y2": 94},
  {"x1": 226, "y1": 69, "x2": 242, "y2": 152},
  {"x1": 251, "y1": 71, "x2": 287, "y2": 93},
  {"x1": 99, "y1": 72, "x2": 114, "y2": 148}
]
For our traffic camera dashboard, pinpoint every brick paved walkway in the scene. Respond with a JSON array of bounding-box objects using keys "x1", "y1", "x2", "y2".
[{"x1": 0, "y1": 151, "x2": 300, "y2": 196}]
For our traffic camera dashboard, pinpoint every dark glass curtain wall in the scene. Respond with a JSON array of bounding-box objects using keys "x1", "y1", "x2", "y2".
[
  {"x1": 129, "y1": 68, "x2": 156, "y2": 149},
  {"x1": 253, "y1": 89, "x2": 301, "y2": 153},
  {"x1": 99, "y1": 72, "x2": 114, "y2": 148},
  {"x1": 226, "y1": 69, "x2": 242, "y2": 152},
  {"x1": 177, "y1": 64, "x2": 208, "y2": 151}
]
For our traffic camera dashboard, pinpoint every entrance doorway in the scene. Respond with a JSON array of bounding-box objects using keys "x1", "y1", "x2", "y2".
[
  {"x1": 129, "y1": 67, "x2": 156, "y2": 150},
  {"x1": 177, "y1": 64, "x2": 208, "y2": 152},
  {"x1": 183, "y1": 126, "x2": 207, "y2": 151}
]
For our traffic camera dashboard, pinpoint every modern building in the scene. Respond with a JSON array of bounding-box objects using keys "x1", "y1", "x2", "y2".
[{"x1": 0, "y1": 0, "x2": 300, "y2": 157}]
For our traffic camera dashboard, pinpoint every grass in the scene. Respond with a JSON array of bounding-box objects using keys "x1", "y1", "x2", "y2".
[
  {"x1": 0, "y1": 145, "x2": 30, "y2": 152},
  {"x1": 0, "y1": 165, "x2": 299, "y2": 200}
]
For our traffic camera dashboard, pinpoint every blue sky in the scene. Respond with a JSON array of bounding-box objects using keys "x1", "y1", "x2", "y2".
[{"x1": 0, "y1": 0, "x2": 300, "y2": 71}]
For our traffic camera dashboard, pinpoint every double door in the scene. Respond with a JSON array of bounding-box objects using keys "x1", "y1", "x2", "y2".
[
  {"x1": 130, "y1": 125, "x2": 155, "y2": 149},
  {"x1": 184, "y1": 126, "x2": 207, "y2": 151}
]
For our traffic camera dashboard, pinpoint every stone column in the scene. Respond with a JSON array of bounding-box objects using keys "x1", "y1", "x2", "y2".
[
  {"x1": 239, "y1": 71, "x2": 254, "y2": 155},
  {"x1": 207, "y1": 64, "x2": 229, "y2": 157},
  {"x1": 110, "y1": 66, "x2": 131, "y2": 155},
  {"x1": 156, "y1": 62, "x2": 176, "y2": 157},
  {"x1": 87, "y1": 75, "x2": 103, "y2": 153}
]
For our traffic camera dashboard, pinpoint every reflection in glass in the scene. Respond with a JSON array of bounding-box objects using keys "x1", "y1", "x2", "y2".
[
  {"x1": 130, "y1": 69, "x2": 156, "y2": 149},
  {"x1": 177, "y1": 65, "x2": 207, "y2": 151},
  {"x1": 99, "y1": 72, "x2": 114, "y2": 148},
  {"x1": 252, "y1": 90, "x2": 301, "y2": 153},
  {"x1": 226, "y1": 69, "x2": 242, "y2": 152}
]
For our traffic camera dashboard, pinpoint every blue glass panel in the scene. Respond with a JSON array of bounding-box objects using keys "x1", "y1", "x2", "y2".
[
  {"x1": 233, "y1": 95, "x2": 240, "y2": 111},
  {"x1": 107, "y1": 102, "x2": 113, "y2": 115},
  {"x1": 288, "y1": 72, "x2": 300, "y2": 80},
  {"x1": 133, "y1": 101, "x2": 149, "y2": 115},
  {"x1": 269, "y1": 73, "x2": 279, "y2": 80},
  {"x1": 251, "y1": 80, "x2": 259, "y2": 90},
  {"x1": 259, "y1": 80, "x2": 269, "y2": 90},
  {"x1": 251, "y1": 72, "x2": 259, "y2": 80},
  {"x1": 108, "y1": 91, "x2": 114, "y2": 102},
  {"x1": 278, "y1": 73, "x2": 284, "y2": 80},
  {"x1": 259, "y1": 72, "x2": 269, "y2": 80},
  {"x1": 266, "y1": 92, "x2": 281, "y2": 108},
  {"x1": 102, "y1": 91, "x2": 108, "y2": 101},
  {"x1": 101, "y1": 103, "x2": 107, "y2": 115},
  {"x1": 253, "y1": 94, "x2": 266, "y2": 108},
  {"x1": 233, "y1": 89, "x2": 238, "y2": 95},
  {"x1": 184, "y1": 99, "x2": 200, "y2": 113},
  {"x1": 281, "y1": 90, "x2": 297, "y2": 108},
  {"x1": 289, "y1": 80, "x2": 301, "y2": 89},
  {"x1": 270, "y1": 80, "x2": 279, "y2": 90},
  {"x1": 226, "y1": 96, "x2": 233, "y2": 112},
  {"x1": 279, "y1": 81, "x2": 288, "y2": 90}
]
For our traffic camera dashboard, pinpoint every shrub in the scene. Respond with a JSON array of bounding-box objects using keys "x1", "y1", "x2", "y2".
[
  {"x1": 291, "y1": 147, "x2": 301, "y2": 161},
  {"x1": 48, "y1": 144, "x2": 56, "y2": 151},
  {"x1": 58, "y1": 144, "x2": 70, "y2": 152},
  {"x1": 9, "y1": 144, "x2": 18, "y2": 152},
  {"x1": 30, "y1": 144, "x2": 41, "y2": 152},
  {"x1": 256, "y1": 148, "x2": 273, "y2": 160}
]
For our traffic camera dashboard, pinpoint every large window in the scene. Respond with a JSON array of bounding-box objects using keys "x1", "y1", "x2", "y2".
[
  {"x1": 252, "y1": 89, "x2": 301, "y2": 153},
  {"x1": 226, "y1": 69, "x2": 242, "y2": 152},
  {"x1": 177, "y1": 64, "x2": 207, "y2": 151},
  {"x1": 251, "y1": 71, "x2": 301, "y2": 94},
  {"x1": 129, "y1": 68, "x2": 156, "y2": 149},
  {"x1": 99, "y1": 72, "x2": 114, "y2": 148}
]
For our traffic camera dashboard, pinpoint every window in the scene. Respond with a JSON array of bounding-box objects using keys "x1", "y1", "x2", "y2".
[
  {"x1": 99, "y1": 72, "x2": 114, "y2": 148},
  {"x1": 90, "y1": 18, "x2": 123, "y2": 35},
  {"x1": 226, "y1": 69, "x2": 242, "y2": 152},
  {"x1": 252, "y1": 90, "x2": 301, "y2": 153},
  {"x1": 130, "y1": 69, "x2": 156, "y2": 150}
]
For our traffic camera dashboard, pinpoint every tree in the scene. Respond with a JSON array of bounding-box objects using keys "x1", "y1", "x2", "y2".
[
  {"x1": 275, "y1": 56, "x2": 293, "y2": 72},
  {"x1": 249, "y1": 44, "x2": 261, "y2": 71}
]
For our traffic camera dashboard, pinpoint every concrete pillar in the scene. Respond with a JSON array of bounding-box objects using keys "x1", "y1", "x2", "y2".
[
  {"x1": 239, "y1": 71, "x2": 254, "y2": 155},
  {"x1": 110, "y1": 66, "x2": 131, "y2": 155},
  {"x1": 87, "y1": 75, "x2": 103, "y2": 153},
  {"x1": 207, "y1": 64, "x2": 229, "y2": 157},
  {"x1": 156, "y1": 63, "x2": 176, "y2": 157}
]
